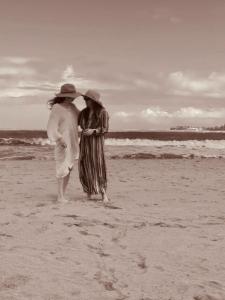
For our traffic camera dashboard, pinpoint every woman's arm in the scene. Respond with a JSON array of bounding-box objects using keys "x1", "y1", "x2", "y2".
[
  {"x1": 83, "y1": 110, "x2": 109, "y2": 136},
  {"x1": 47, "y1": 104, "x2": 63, "y2": 142},
  {"x1": 95, "y1": 109, "x2": 109, "y2": 134}
]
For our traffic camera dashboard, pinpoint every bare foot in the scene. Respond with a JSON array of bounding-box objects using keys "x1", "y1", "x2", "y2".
[
  {"x1": 57, "y1": 197, "x2": 69, "y2": 203},
  {"x1": 102, "y1": 194, "x2": 110, "y2": 204}
]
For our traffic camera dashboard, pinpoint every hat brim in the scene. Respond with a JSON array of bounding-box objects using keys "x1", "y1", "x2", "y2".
[
  {"x1": 55, "y1": 91, "x2": 82, "y2": 99},
  {"x1": 82, "y1": 95, "x2": 104, "y2": 107}
]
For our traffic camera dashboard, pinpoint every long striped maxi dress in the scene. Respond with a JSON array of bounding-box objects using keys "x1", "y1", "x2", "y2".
[{"x1": 78, "y1": 108, "x2": 109, "y2": 194}]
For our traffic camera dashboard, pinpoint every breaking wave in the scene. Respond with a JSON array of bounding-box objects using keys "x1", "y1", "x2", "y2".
[{"x1": 1, "y1": 137, "x2": 225, "y2": 160}]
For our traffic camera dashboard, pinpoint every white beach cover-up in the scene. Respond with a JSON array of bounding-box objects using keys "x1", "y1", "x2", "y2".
[{"x1": 47, "y1": 102, "x2": 79, "y2": 178}]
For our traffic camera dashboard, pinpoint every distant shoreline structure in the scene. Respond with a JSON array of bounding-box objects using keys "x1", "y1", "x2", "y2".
[{"x1": 1, "y1": 130, "x2": 225, "y2": 141}]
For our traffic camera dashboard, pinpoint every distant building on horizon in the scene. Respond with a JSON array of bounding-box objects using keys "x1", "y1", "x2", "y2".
[
  {"x1": 170, "y1": 124, "x2": 225, "y2": 131},
  {"x1": 170, "y1": 125, "x2": 204, "y2": 131}
]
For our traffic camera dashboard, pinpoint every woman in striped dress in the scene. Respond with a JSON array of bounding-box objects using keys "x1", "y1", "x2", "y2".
[{"x1": 78, "y1": 89, "x2": 109, "y2": 203}]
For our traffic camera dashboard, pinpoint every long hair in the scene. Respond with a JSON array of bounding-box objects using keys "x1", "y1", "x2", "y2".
[
  {"x1": 48, "y1": 97, "x2": 69, "y2": 109},
  {"x1": 83, "y1": 101, "x2": 104, "y2": 123}
]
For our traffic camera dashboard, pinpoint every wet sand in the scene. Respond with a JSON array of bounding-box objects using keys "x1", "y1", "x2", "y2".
[{"x1": 0, "y1": 159, "x2": 225, "y2": 300}]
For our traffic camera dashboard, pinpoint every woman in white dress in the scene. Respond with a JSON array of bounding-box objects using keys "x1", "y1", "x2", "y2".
[{"x1": 47, "y1": 83, "x2": 81, "y2": 203}]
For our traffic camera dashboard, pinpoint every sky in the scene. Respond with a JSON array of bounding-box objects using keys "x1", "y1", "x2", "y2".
[{"x1": 0, "y1": 0, "x2": 225, "y2": 130}]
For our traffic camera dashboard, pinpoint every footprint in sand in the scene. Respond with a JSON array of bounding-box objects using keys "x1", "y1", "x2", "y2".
[
  {"x1": 97, "y1": 250, "x2": 110, "y2": 257},
  {"x1": 13, "y1": 212, "x2": 24, "y2": 217},
  {"x1": 102, "y1": 222, "x2": 116, "y2": 229},
  {"x1": 133, "y1": 222, "x2": 146, "y2": 229},
  {"x1": 94, "y1": 269, "x2": 115, "y2": 290},
  {"x1": 25, "y1": 210, "x2": 41, "y2": 217},
  {"x1": 137, "y1": 255, "x2": 147, "y2": 272},
  {"x1": 194, "y1": 295, "x2": 225, "y2": 300},
  {"x1": 55, "y1": 256, "x2": 68, "y2": 262},
  {"x1": 45, "y1": 294, "x2": 64, "y2": 300},
  {"x1": 0, "y1": 222, "x2": 10, "y2": 226},
  {"x1": 181, "y1": 176, "x2": 190, "y2": 180},
  {"x1": 79, "y1": 230, "x2": 89, "y2": 235},
  {"x1": 207, "y1": 281, "x2": 223, "y2": 289},
  {"x1": 63, "y1": 215, "x2": 115, "y2": 229},
  {"x1": 0, "y1": 233, "x2": 13, "y2": 238},
  {"x1": 104, "y1": 204, "x2": 122, "y2": 210},
  {"x1": 154, "y1": 265, "x2": 165, "y2": 272},
  {"x1": 151, "y1": 222, "x2": 186, "y2": 229},
  {"x1": 79, "y1": 230, "x2": 100, "y2": 237},
  {"x1": 94, "y1": 268, "x2": 128, "y2": 299},
  {"x1": 64, "y1": 221, "x2": 90, "y2": 228},
  {"x1": 63, "y1": 214, "x2": 79, "y2": 219},
  {"x1": 193, "y1": 280, "x2": 225, "y2": 300},
  {"x1": 0, "y1": 275, "x2": 30, "y2": 291},
  {"x1": 36, "y1": 203, "x2": 46, "y2": 207},
  {"x1": 36, "y1": 224, "x2": 49, "y2": 233},
  {"x1": 111, "y1": 227, "x2": 127, "y2": 249},
  {"x1": 71, "y1": 290, "x2": 81, "y2": 297},
  {"x1": 87, "y1": 244, "x2": 110, "y2": 257}
]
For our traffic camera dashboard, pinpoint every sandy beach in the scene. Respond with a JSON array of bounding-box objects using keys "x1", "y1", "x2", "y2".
[{"x1": 0, "y1": 158, "x2": 225, "y2": 300}]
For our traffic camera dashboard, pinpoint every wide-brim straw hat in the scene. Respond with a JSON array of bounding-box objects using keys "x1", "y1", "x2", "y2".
[
  {"x1": 83, "y1": 89, "x2": 103, "y2": 107},
  {"x1": 56, "y1": 83, "x2": 81, "y2": 98}
]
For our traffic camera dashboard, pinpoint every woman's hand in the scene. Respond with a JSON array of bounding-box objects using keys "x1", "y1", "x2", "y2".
[
  {"x1": 56, "y1": 137, "x2": 67, "y2": 148},
  {"x1": 83, "y1": 129, "x2": 96, "y2": 136}
]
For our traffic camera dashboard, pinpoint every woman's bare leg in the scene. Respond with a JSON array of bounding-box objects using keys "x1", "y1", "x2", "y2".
[
  {"x1": 57, "y1": 177, "x2": 65, "y2": 202},
  {"x1": 63, "y1": 172, "x2": 70, "y2": 194},
  {"x1": 57, "y1": 173, "x2": 70, "y2": 203}
]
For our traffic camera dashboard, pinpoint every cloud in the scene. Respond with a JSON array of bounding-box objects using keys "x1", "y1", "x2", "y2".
[
  {"x1": 61, "y1": 65, "x2": 76, "y2": 82},
  {"x1": 133, "y1": 79, "x2": 159, "y2": 90},
  {"x1": 61, "y1": 65, "x2": 93, "y2": 89},
  {"x1": 0, "y1": 66, "x2": 36, "y2": 76},
  {"x1": 61, "y1": 65, "x2": 125, "y2": 91},
  {"x1": 2, "y1": 56, "x2": 34, "y2": 65},
  {"x1": 0, "y1": 76, "x2": 56, "y2": 99},
  {"x1": 110, "y1": 106, "x2": 225, "y2": 130},
  {"x1": 0, "y1": 88, "x2": 44, "y2": 98},
  {"x1": 0, "y1": 63, "x2": 127, "y2": 100},
  {"x1": 152, "y1": 13, "x2": 182, "y2": 24},
  {"x1": 0, "y1": 63, "x2": 41, "y2": 99},
  {"x1": 114, "y1": 107, "x2": 225, "y2": 121},
  {"x1": 114, "y1": 111, "x2": 134, "y2": 118},
  {"x1": 141, "y1": 107, "x2": 170, "y2": 118},
  {"x1": 17, "y1": 80, "x2": 57, "y2": 92},
  {"x1": 0, "y1": 78, "x2": 55, "y2": 100},
  {"x1": 168, "y1": 71, "x2": 225, "y2": 98},
  {"x1": 174, "y1": 107, "x2": 225, "y2": 119}
]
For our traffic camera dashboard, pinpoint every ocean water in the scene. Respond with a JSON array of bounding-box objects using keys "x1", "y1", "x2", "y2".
[{"x1": 0, "y1": 130, "x2": 225, "y2": 160}]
